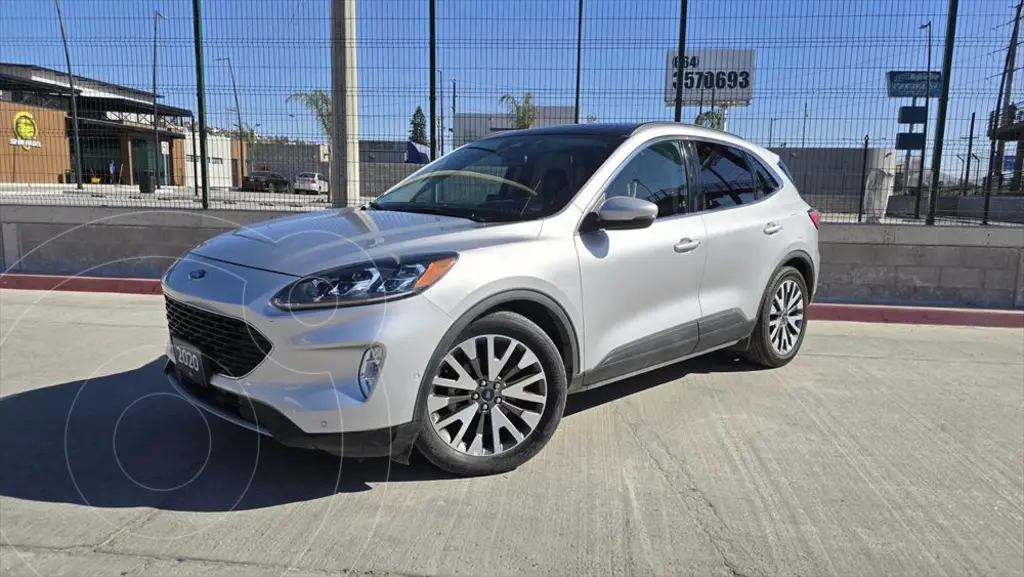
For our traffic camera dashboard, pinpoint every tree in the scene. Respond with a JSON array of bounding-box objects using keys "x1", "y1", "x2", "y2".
[
  {"x1": 499, "y1": 92, "x2": 538, "y2": 129},
  {"x1": 695, "y1": 109, "x2": 725, "y2": 130},
  {"x1": 409, "y1": 106, "x2": 428, "y2": 145},
  {"x1": 286, "y1": 90, "x2": 332, "y2": 139}
]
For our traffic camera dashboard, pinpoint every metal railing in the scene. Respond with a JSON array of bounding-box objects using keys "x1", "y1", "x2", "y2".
[{"x1": 0, "y1": 0, "x2": 1020, "y2": 227}]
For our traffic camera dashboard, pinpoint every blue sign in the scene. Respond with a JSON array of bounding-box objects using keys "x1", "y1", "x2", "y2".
[
  {"x1": 886, "y1": 71, "x2": 942, "y2": 98},
  {"x1": 1005, "y1": 155, "x2": 1016, "y2": 172},
  {"x1": 895, "y1": 132, "x2": 925, "y2": 151}
]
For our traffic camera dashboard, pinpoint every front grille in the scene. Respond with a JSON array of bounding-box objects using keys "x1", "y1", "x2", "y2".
[{"x1": 165, "y1": 296, "x2": 272, "y2": 378}]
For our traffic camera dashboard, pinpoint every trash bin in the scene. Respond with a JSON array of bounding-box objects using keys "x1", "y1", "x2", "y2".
[{"x1": 139, "y1": 171, "x2": 155, "y2": 194}]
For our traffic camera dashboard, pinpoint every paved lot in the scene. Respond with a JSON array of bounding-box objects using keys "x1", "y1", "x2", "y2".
[{"x1": 1, "y1": 289, "x2": 1022, "y2": 577}]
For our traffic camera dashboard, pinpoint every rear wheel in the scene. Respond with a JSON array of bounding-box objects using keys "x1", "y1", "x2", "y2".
[
  {"x1": 415, "y1": 311, "x2": 567, "y2": 476},
  {"x1": 742, "y1": 266, "x2": 808, "y2": 368}
]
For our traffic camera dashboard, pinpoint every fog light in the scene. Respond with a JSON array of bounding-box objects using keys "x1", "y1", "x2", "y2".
[{"x1": 358, "y1": 345, "x2": 385, "y2": 399}]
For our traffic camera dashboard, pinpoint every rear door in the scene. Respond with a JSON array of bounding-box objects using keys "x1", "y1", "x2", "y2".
[
  {"x1": 686, "y1": 139, "x2": 785, "y2": 350},
  {"x1": 576, "y1": 138, "x2": 707, "y2": 387}
]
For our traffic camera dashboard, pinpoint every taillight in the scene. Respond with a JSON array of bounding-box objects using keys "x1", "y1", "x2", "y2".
[{"x1": 807, "y1": 208, "x2": 820, "y2": 229}]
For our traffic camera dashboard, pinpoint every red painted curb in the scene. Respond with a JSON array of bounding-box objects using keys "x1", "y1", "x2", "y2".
[
  {"x1": 1, "y1": 273, "x2": 1022, "y2": 328},
  {"x1": 808, "y1": 303, "x2": 1024, "y2": 329},
  {"x1": 0, "y1": 273, "x2": 162, "y2": 295}
]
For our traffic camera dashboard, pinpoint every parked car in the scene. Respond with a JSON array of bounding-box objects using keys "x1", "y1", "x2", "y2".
[
  {"x1": 241, "y1": 171, "x2": 291, "y2": 193},
  {"x1": 162, "y1": 122, "x2": 820, "y2": 477},
  {"x1": 293, "y1": 172, "x2": 329, "y2": 195}
]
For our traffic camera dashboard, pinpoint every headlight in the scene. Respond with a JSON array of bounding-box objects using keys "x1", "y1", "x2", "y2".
[{"x1": 271, "y1": 254, "x2": 457, "y2": 310}]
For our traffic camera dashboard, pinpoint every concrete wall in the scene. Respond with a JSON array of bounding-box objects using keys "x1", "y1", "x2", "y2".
[
  {"x1": 886, "y1": 194, "x2": 1024, "y2": 224},
  {"x1": 184, "y1": 134, "x2": 233, "y2": 189},
  {"x1": 818, "y1": 224, "x2": 1024, "y2": 308},
  {"x1": 1, "y1": 205, "x2": 1022, "y2": 309},
  {"x1": 771, "y1": 147, "x2": 898, "y2": 200}
]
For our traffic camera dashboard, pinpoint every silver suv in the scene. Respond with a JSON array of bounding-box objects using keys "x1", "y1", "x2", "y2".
[{"x1": 162, "y1": 122, "x2": 820, "y2": 476}]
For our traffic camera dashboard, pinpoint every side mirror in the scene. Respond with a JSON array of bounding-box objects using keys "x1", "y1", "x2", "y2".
[{"x1": 583, "y1": 195, "x2": 658, "y2": 232}]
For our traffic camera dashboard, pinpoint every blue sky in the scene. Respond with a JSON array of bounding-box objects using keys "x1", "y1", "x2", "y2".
[{"x1": 1, "y1": 0, "x2": 1018, "y2": 170}]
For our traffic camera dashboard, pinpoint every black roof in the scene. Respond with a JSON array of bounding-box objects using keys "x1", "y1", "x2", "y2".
[{"x1": 479, "y1": 122, "x2": 645, "y2": 140}]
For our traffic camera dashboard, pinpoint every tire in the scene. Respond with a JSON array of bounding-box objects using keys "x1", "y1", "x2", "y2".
[
  {"x1": 742, "y1": 266, "x2": 809, "y2": 368},
  {"x1": 414, "y1": 311, "x2": 568, "y2": 476}
]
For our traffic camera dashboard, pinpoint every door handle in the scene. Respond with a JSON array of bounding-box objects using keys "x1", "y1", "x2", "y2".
[
  {"x1": 673, "y1": 238, "x2": 701, "y2": 253},
  {"x1": 763, "y1": 222, "x2": 783, "y2": 235}
]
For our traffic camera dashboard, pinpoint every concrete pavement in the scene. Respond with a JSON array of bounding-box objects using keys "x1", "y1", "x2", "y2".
[{"x1": 1, "y1": 289, "x2": 1022, "y2": 576}]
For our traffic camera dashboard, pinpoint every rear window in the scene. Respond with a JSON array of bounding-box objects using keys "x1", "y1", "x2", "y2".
[
  {"x1": 777, "y1": 159, "x2": 794, "y2": 182},
  {"x1": 250, "y1": 171, "x2": 272, "y2": 177},
  {"x1": 299, "y1": 172, "x2": 316, "y2": 178}
]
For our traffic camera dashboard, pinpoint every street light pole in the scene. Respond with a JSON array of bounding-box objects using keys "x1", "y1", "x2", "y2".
[
  {"x1": 915, "y1": 20, "x2": 932, "y2": 219},
  {"x1": 53, "y1": 0, "x2": 83, "y2": 190},
  {"x1": 153, "y1": 10, "x2": 167, "y2": 188},
  {"x1": 217, "y1": 57, "x2": 245, "y2": 176}
]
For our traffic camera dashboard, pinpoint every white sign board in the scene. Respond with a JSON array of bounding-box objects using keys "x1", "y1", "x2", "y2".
[
  {"x1": 664, "y1": 49, "x2": 756, "y2": 107},
  {"x1": 160, "y1": 141, "x2": 169, "y2": 155}
]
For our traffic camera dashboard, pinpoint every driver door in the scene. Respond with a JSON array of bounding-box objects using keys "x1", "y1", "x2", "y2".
[{"x1": 575, "y1": 139, "x2": 707, "y2": 387}]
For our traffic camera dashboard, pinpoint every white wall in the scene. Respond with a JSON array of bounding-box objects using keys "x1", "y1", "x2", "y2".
[{"x1": 184, "y1": 135, "x2": 233, "y2": 189}]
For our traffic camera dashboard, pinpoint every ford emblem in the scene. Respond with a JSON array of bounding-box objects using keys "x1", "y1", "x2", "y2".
[{"x1": 188, "y1": 269, "x2": 207, "y2": 281}]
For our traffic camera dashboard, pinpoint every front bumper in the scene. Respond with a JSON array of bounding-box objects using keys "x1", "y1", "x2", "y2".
[
  {"x1": 161, "y1": 253, "x2": 453, "y2": 453},
  {"x1": 165, "y1": 360, "x2": 419, "y2": 459}
]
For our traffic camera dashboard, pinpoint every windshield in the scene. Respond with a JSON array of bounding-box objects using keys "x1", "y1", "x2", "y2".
[
  {"x1": 250, "y1": 171, "x2": 272, "y2": 177},
  {"x1": 368, "y1": 133, "x2": 626, "y2": 222}
]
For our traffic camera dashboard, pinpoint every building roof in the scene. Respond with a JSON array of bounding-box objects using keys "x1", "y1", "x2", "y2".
[
  {"x1": 78, "y1": 96, "x2": 192, "y2": 118},
  {"x1": 0, "y1": 71, "x2": 81, "y2": 95},
  {"x1": 0, "y1": 62, "x2": 157, "y2": 100}
]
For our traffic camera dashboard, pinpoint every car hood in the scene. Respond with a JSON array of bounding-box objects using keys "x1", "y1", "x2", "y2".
[{"x1": 189, "y1": 208, "x2": 541, "y2": 277}]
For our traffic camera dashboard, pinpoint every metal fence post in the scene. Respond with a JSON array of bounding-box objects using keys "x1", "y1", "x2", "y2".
[
  {"x1": 192, "y1": 0, "x2": 210, "y2": 208},
  {"x1": 858, "y1": 135, "x2": 869, "y2": 223},
  {"x1": 673, "y1": 0, "x2": 688, "y2": 123},
  {"x1": 925, "y1": 0, "x2": 959, "y2": 226}
]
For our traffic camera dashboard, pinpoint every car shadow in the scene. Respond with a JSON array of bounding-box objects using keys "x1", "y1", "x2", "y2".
[{"x1": 0, "y1": 351, "x2": 762, "y2": 512}]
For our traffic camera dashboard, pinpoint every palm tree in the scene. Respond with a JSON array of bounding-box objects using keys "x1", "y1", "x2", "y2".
[
  {"x1": 499, "y1": 92, "x2": 538, "y2": 129},
  {"x1": 695, "y1": 109, "x2": 725, "y2": 130},
  {"x1": 286, "y1": 90, "x2": 332, "y2": 139}
]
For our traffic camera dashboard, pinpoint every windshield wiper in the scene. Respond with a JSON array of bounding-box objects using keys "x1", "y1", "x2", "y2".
[{"x1": 364, "y1": 202, "x2": 487, "y2": 223}]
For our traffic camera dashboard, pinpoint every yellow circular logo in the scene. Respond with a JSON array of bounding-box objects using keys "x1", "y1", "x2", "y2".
[{"x1": 13, "y1": 111, "x2": 37, "y2": 141}]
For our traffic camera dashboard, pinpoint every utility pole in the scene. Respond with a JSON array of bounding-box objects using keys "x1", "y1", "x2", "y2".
[
  {"x1": 192, "y1": 0, "x2": 210, "y2": 208},
  {"x1": 451, "y1": 78, "x2": 456, "y2": 149},
  {"x1": 153, "y1": 10, "x2": 167, "y2": 188},
  {"x1": 439, "y1": 70, "x2": 444, "y2": 155},
  {"x1": 53, "y1": 0, "x2": 83, "y2": 190},
  {"x1": 965, "y1": 112, "x2": 975, "y2": 193},
  {"x1": 574, "y1": 0, "x2": 583, "y2": 124},
  {"x1": 996, "y1": 1, "x2": 1022, "y2": 192},
  {"x1": 984, "y1": 0, "x2": 1020, "y2": 208},
  {"x1": 673, "y1": 0, "x2": 689, "y2": 122},
  {"x1": 915, "y1": 21, "x2": 932, "y2": 219},
  {"x1": 331, "y1": 0, "x2": 359, "y2": 207},
  {"x1": 428, "y1": 0, "x2": 437, "y2": 160},
  {"x1": 802, "y1": 102, "x2": 807, "y2": 147},
  {"x1": 216, "y1": 57, "x2": 244, "y2": 177},
  {"x1": 925, "y1": 0, "x2": 959, "y2": 226}
]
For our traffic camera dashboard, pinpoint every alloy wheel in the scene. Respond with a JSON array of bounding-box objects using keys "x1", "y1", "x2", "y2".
[
  {"x1": 427, "y1": 334, "x2": 548, "y2": 457},
  {"x1": 768, "y1": 278, "x2": 805, "y2": 356}
]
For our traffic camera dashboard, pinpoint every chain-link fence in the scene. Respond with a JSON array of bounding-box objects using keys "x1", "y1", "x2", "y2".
[{"x1": 1, "y1": 0, "x2": 1021, "y2": 225}]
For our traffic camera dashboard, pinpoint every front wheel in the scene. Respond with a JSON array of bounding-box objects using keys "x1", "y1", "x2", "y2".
[
  {"x1": 415, "y1": 311, "x2": 568, "y2": 476},
  {"x1": 742, "y1": 266, "x2": 809, "y2": 368}
]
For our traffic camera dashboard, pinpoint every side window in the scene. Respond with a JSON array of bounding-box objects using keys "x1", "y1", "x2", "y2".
[
  {"x1": 693, "y1": 141, "x2": 759, "y2": 210},
  {"x1": 604, "y1": 140, "x2": 688, "y2": 217},
  {"x1": 745, "y1": 152, "x2": 781, "y2": 196}
]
